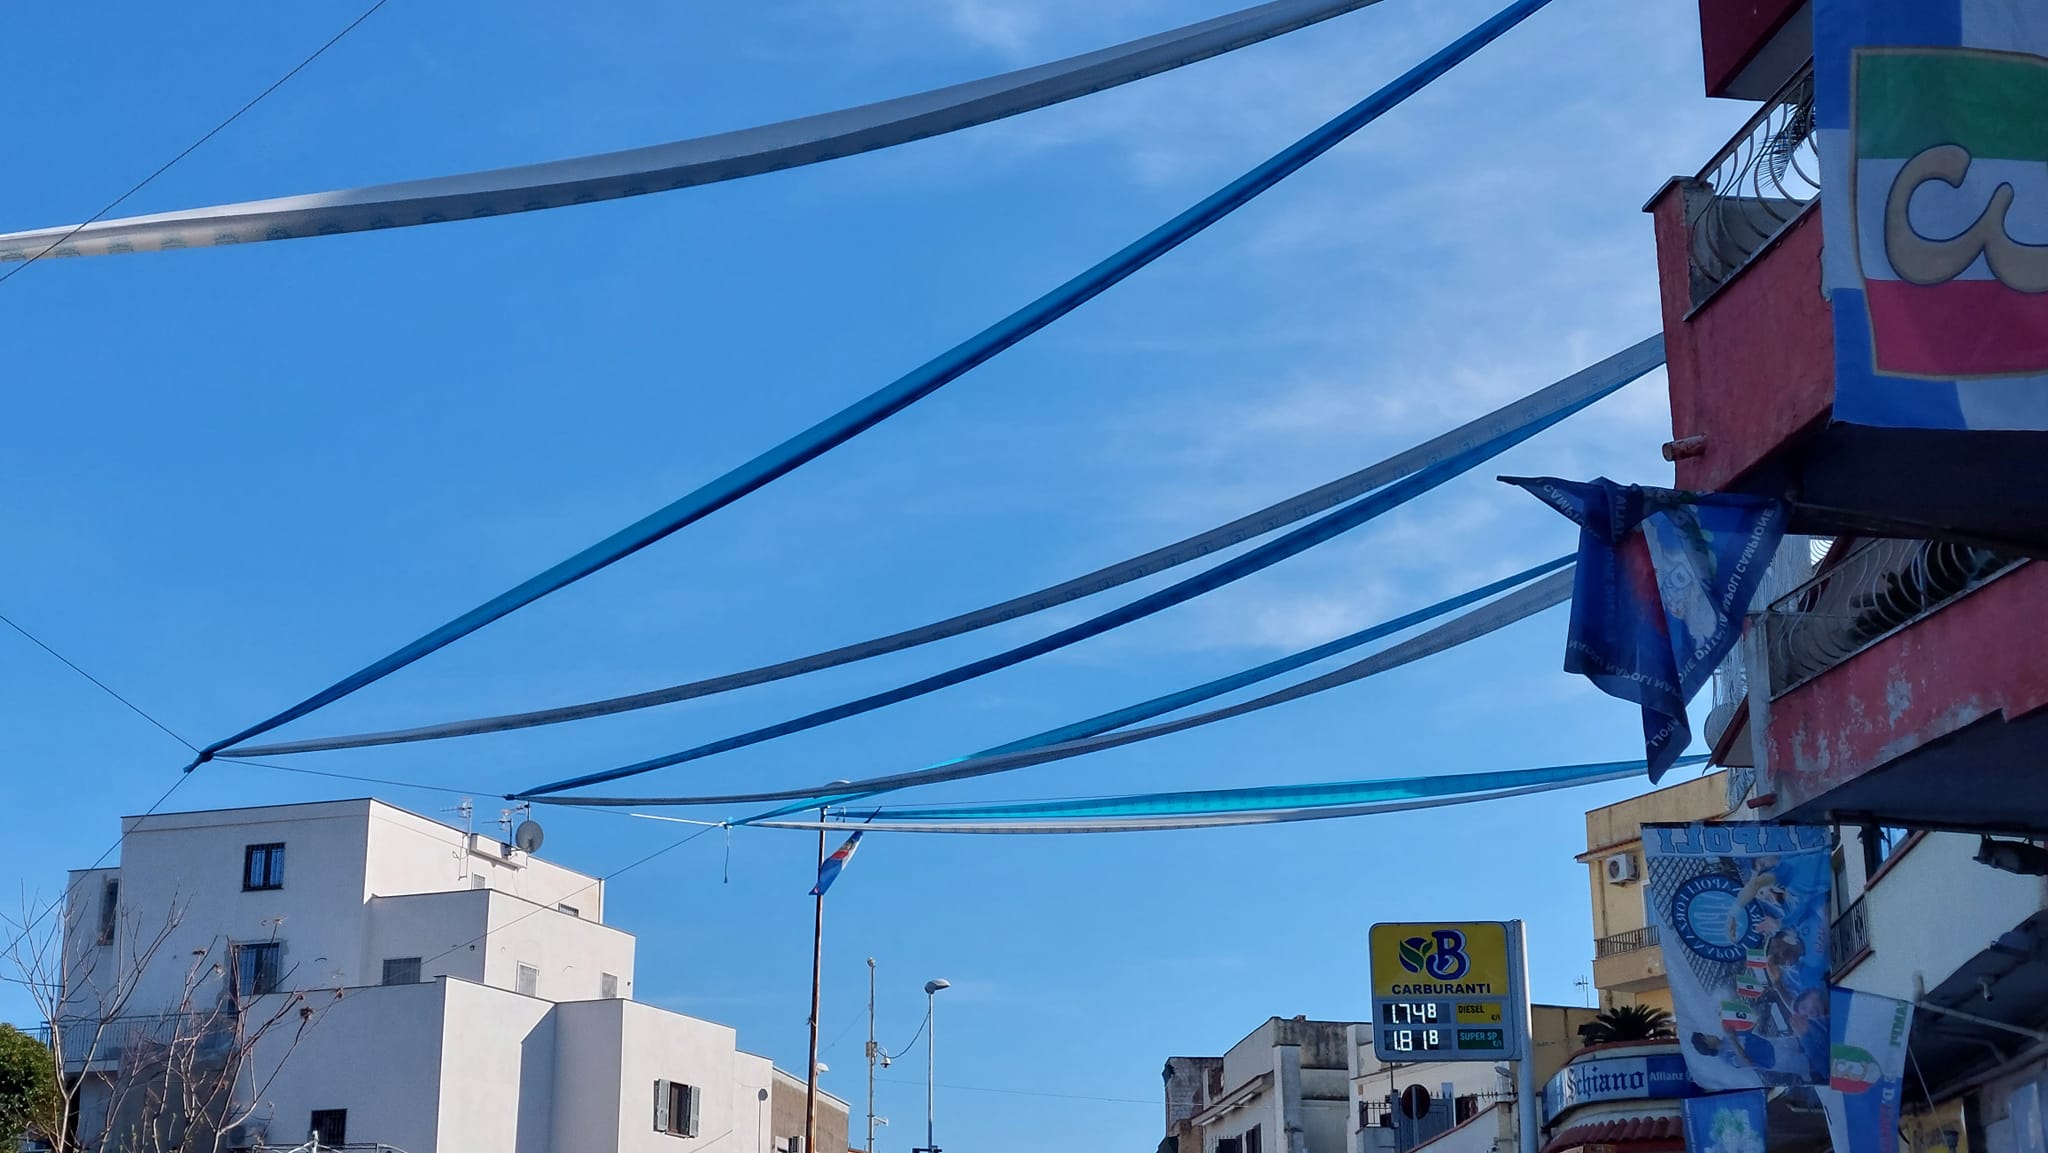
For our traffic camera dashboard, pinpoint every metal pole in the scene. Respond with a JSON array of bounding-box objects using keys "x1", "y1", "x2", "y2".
[
  {"x1": 867, "y1": 958, "x2": 878, "y2": 1153},
  {"x1": 927, "y1": 986, "x2": 939, "y2": 1153},
  {"x1": 805, "y1": 815, "x2": 825, "y2": 1153},
  {"x1": 1512, "y1": 920, "x2": 1538, "y2": 1153}
]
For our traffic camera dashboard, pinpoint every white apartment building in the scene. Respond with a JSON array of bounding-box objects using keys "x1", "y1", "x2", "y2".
[{"x1": 57, "y1": 798, "x2": 847, "y2": 1153}]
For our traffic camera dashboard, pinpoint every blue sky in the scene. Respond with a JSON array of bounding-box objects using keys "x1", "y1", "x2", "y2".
[{"x1": 1, "y1": 1, "x2": 1758, "y2": 1148}]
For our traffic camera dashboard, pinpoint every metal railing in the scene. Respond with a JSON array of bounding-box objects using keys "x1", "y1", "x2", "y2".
[
  {"x1": 1705, "y1": 535, "x2": 1824, "y2": 756},
  {"x1": 1686, "y1": 60, "x2": 1819, "y2": 305},
  {"x1": 1594, "y1": 925, "x2": 1660, "y2": 960},
  {"x1": 37, "y1": 1010, "x2": 237, "y2": 1070},
  {"x1": 1763, "y1": 538, "x2": 2021, "y2": 696},
  {"x1": 1831, "y1": 895, "x2": 1871, "y2": 971}
]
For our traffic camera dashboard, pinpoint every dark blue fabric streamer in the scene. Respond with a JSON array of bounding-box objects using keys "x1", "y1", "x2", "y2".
[
  {"x1": 515, "y1": 381, "x2": 1610, "y2": 799},
  {"x1": 188, "y1": 0, "x2": 1560, "y2": 771}
]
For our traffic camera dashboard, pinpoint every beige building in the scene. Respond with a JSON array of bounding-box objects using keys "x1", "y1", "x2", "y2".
[{"x1": 1575, "y1": 772, "x2": 1729, "y2": 1014}]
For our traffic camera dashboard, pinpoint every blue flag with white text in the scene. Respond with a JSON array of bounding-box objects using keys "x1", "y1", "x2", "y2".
[
  {"x1": 811, "y1": 831, "x2": 864, "y2": 896},
  {"x1": 1503, "y1": 477, "x2": 1788, "y2": 781}
]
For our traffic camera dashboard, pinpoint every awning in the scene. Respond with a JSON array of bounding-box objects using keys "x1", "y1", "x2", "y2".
[{"x1": 1539, "y1": 1115, "x2": 1683, "y2": 1153}]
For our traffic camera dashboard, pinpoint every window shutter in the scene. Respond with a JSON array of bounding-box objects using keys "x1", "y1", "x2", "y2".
[
  {"x1": 684, "y1": 1084, "x2": 702, "y2": 1137},
  {"x1": 654, "y1": 1079, "x2": 670, "y2": 1132}
]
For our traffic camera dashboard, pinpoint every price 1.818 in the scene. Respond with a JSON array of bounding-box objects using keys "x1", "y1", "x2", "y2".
[{"x1": 1382, "y1": 1028, "x2": 1442, "y2": 1053}]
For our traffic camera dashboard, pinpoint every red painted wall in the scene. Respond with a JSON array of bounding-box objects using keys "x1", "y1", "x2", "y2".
[
  {"x1": 1648, "y1": 188, "x2": 1835, "y2": 492},
  {"x1": 1762, "y1": 562, "x2": 2048, "y2": 812},
  {"x1": 1699, "y1": 0, "x2": 1806, "y2": 97}
]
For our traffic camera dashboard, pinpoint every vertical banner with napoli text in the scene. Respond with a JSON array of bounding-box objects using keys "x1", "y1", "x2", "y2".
[
  {"x1": 1644, "y1": 823, "x2": 1832, "y2": 1091},
  {"x1": 1816, "y1": 0, "x2": 2048, "y2": 429}
]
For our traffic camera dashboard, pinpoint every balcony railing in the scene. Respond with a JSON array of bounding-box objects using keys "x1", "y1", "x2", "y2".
[
  {"x1": 1594, "y1": 925, "x2": 1661, "y2": 959},
  {"x1": 1831, "y1": 895, "x2": 1871, "y2": 971},
  {"x1": 1686, "y1": 60, "x2": 1819, "y2": 306},
  {"x1": 1762, "y1": 538, "x2": 2022, "y2": 697}
]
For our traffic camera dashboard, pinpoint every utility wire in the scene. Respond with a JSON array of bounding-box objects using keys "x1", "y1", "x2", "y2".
[
  {"x1": 218, "y1": 756, "x2": 496, "y2": 800},
  {"x1": 876, "y1": 1076, "x2": 1153, "y2": 1106},
  {"x1": 0, "y1": 610, "x2": 195, "y2": 751},
  {"x1": 0, "y1": 0, "x2": 392, "y2": 287}
]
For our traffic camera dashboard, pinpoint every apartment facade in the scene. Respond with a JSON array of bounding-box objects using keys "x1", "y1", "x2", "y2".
[
  {"x1": 58, "y1": 798, "x2": 847, "y2": 1153},
  {"x1": 1161, "y1": 1009, "x2": 1593, "y2": 1153},
  {"x1": 1636, "y1": 0, "x2": 2048, "y2": 1145},
  {"x1": 1579, "y1": 773, "x2": 1729, "y2": 1015}
]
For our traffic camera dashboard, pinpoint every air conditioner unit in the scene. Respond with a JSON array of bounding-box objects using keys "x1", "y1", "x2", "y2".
[{"x1": 1604, "y1": 853, "x2": 1639, "y2": 884}]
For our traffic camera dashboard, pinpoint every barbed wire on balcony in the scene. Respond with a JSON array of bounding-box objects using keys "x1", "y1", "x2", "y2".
[{"x1": 1687, "y1": 61, "x2": 1819, "y2": 304}]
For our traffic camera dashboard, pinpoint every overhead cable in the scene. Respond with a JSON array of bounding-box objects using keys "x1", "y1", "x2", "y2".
[
  {"x1": 0, "y1": 0, "x2": 1388, "y2": 263},
  {"x1": 188, "y1": 0, "x2": 1563, "y2": 772},
  {"x1": 231, "y1": 336, "x2": 1660, "y2": 759}
]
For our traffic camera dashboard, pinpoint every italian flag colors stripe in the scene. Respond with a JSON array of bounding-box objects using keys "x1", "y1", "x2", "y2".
[
  {"x1": 1865, "y1": 280, "x2": 2048, "y2": 376},
  {"x1": 1857, "y1": 48, "x2": 2048, "y2": 159}
]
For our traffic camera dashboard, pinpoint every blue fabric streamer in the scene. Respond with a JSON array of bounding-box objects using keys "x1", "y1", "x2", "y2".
[
  {"x1": 190, "y1": 0, "x2": 1560, "y2": 770},
  {"x1": 525, "y1": 558, "x2": 1577, "y2": 815},
  {"x1": 226, "y1": 337, "x2": 1658, "y2": 761},
  {"x1": 516, "y1": 387, "x2": 1612, "y2": 800},
  {"x1": 971, "y1": 553, "x2": 1572, "y2": 758}
]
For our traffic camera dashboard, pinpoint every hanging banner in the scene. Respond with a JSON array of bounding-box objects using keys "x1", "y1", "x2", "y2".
[
  {"x1": 1683, "y1": 1090, "x2": 1769, "y2": 1153},
  {"x1": 1816, "y1": 0, "x2": 2048, "y2": 429},
  {"x1": 1643, "y1": 823, "x2": 1832, "y2": 1090},
  {"x1": 1503, "y1": 478, "x2": 1787, "y2": 781},
  {"x1": 1817, "y1": 987, "x2": 1914, "y2": 1153}
]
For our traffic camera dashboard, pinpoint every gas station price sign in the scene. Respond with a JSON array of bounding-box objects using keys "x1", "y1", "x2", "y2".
[{"x1": 1368, "y1": 922, "x2": 1526, "y2": 1061}]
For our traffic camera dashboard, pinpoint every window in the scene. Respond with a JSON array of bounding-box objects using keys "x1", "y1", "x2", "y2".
[
  {"x1": 308, "y1": 1109, "x2": 347, "y2": 1145},
  {"x1": 1216, "y1": 1138, "x2": 1243, "y2": 1153},
  {"x1": 382, "y1": 957, "x2": 422, "y2": 986},
  {"x1": 233, "y1": 942, "x2": 282, "y2": 996},
  {"x1": 654, "y1": 1080, "x2": 701, "y2": 1137},
  {"x1": 557, "y1": 903, "x2": 580, "y2": 917},
  {"x1": 243, "y1": 843, "x2": 285, "y2": 891},
  {"x1": 1243, "y1": 1125, "x2": 1263, "y2": 1153},
  {"x1": 1863, "y1": 826, "x2": 1911, "y2": 877},
  {"x1": 96, "y1": 879, "x2": 119, "y2": 946},
  {"x1": 601, "y1": 972, "x2": 620, "y2": 999},
  {"x1": 516, "y1": 963, "x2": 538, "y2": 997}
]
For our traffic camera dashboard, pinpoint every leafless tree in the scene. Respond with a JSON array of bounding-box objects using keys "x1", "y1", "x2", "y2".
[{"x1": 4, "y1": 890, "x2": 338, "y2": 1153}]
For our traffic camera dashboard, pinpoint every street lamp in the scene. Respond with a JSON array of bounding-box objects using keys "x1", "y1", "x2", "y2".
[{"x1": 917, "y1": 979, "x2": 951, "y2": 1153}]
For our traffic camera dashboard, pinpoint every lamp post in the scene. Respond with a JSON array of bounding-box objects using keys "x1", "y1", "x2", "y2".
[{"x1": 916, "y1": 978, "x2": 950, "y2": 1153}]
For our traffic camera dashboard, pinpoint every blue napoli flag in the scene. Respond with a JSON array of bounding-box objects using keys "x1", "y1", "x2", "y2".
[
  {"x1": 1504, "y1": 478, "x2": 1788, "y2": 781},
  {"x1": 810, "y1": 831, "x2": 864, "y2": 896},
  {"x1": 1684, "y1": 1090, "x2": 1769, "y2": 1153}
]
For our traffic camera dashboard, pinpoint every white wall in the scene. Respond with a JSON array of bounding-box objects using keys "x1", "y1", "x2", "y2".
[
  {"x1": 434, "y1": 979, "x2": 558, "y2": 1153},
  {"x1": 552, "y1": 999, "x2": 627, "y2": 1153},
  {"x1": 615, "y1": 1000, "x2": 754, "y2": 1153},
  {"x1": 363, "y1": 890, "x2": 491, "y2": 986},
  {"x1": 480, "y1": 890, "x2": 636, "y2": 1003},
  {"x1": 95, "y1": 801, "x2": 376, "y2": 1013},
  {"x1": 363, "y1": 803, "x2": 602, "y2": 916},
  {"x1": 1843, "y1": 832, "x2": 2048, "y2": 1001},
  {"x1": 250, "y1": 979, "x2": 447, "y2": 1153}
]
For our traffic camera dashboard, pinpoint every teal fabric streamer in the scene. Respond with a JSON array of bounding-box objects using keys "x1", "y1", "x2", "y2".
[
  {"x1": 865, "y1": 755, "x2": 1710, "y2": 821},
  {"x1": 193, "y1": 0, "x2": 1560, "y2": 772}
]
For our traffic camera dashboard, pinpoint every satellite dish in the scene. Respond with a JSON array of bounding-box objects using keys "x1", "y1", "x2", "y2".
[{"x1": 514, "y1": 820, "x2": 545, "y2": 853}]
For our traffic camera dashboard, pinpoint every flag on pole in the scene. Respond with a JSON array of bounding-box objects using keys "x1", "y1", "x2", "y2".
[
  {"x1": 1503, "y1": 477, "x2": 1788, "y2": 780},
  {"x1": 810, "y1": 831, "x2": 865, "y2": 896},
  {"x1": 1817, "y1": 987, "x2": 1914, "y2": 1153}
]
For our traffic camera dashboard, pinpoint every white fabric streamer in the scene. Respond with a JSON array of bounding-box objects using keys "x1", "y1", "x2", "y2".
[{"x1": 0, "y1": 0, "x2": 1386, "y2": 262}]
